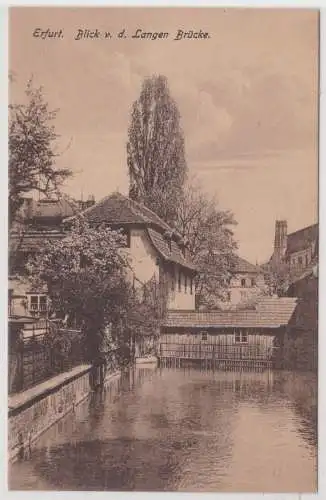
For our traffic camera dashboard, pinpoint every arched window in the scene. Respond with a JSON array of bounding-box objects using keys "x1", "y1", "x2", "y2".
[{"x1": 241, "y1": 278, "x2": 246, "y2": 287}]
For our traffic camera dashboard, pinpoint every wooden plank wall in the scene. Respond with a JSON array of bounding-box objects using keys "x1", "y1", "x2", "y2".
[{"x1": 160, "y1": 328, "x2": 277, "y2": 362}]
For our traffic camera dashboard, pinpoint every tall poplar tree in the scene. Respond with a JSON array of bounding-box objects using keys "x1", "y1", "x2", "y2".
[{"x1": 127, "y1": 75, "x2": 187, "y2": 224}]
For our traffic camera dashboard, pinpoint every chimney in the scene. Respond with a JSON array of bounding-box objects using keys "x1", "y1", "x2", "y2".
[{"x1": 273, "y1": 220, "x2": 287, "y2": 262}]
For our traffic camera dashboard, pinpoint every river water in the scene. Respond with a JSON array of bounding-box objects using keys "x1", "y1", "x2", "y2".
[{"x1": 9, "y1": 366, "x2": 317, "y2": 492}]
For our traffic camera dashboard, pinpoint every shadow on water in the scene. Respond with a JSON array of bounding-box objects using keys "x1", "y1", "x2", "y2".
[{"x1": 9, "y1": 366, "x2": 317, "y2": 492}]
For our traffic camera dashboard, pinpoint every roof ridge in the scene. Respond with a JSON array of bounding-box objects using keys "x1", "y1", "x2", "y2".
[
  {"x1": 80, "y1": 191, "x2": 121, "y2": 217},
  {"x1": 288, "y1": 223, "x2": 318, "y2": 237},
  {"x1": 127, "y1": 196, "x2": 171, "y2": 230},
  {"x1": 79, "y1": 191, "x2": 171, "y2": 231}
]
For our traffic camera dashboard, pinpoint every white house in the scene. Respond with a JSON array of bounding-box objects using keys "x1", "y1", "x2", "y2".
[
  {"x1": 79, "y1": 192, "x2": 197, "y2": 311},
  {"x1": 223, "y1": 256, "x2": 266, "y2": 308}
]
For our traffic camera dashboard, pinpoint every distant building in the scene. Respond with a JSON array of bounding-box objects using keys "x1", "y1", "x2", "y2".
[
  {"x1": 271, "y1": 220, "x2": 318, "y2": 279},
  {"x1": 266, "y1": 220, "x2": 318, "y2": 369},
  {"x1": 214, "y1": 255, "x2": 266, "y2": 309},
  {"x1": 9, "y1": 195, "x2": 95, "y2": 328},
  {"x1": 224, "y1": 256, "x2": 266, "y2": 307},
  {"x1": 79, "y1": 192, "x2": 197, "y2": 311}
]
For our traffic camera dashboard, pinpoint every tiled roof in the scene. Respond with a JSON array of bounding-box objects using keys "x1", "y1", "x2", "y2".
[
  {"x1": 286, "y1": 223, "x2": 318, "y2": 256},
  {"x1": 27, "y1": 198, "x2": 75, "y2": 219},
  {"x1": 10, "y1": 230, "x2": 65, "y2": 252},
  {"x1": 147, "y1": 228, "x2": 196, "y2": 271},
  {"x1": 77, "y1": 192, "x2": 196, "y2": 271},
  {"x1": 163, "y1": 297, "x2": 298, "y2": 329},
  {"x1": 232, "y1": 255, "x2": 262, "y2": 274},
  {"x1": 81, "y1": 192, "x2": 171, "y2": 231}
]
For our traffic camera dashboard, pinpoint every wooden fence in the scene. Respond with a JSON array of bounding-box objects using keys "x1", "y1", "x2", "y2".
[{"x1": 159, "y1": 342, "x2": 278, "y2": 369}]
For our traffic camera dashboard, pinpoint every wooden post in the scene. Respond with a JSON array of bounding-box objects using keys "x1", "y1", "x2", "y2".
[{"x1": 32, "y1": 325, "x2": 36, "y2": 387}]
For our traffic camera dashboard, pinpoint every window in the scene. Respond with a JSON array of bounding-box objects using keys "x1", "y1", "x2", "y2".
[
  {"x1": 184, "y1": 274, "x2": 187, "y2": 293},
  {"x1": 190, "y1": 277, "x2": 193, "y2": 295},
  {"x1": 298, "y1": 256, "x2": 303, "y2": 266},
  {"x1": 234, "y1": 330, "x2": 248, "y2": 343},
  {"x1": 241, "y1": 278, "x2": 246, "y2": 287},
  {"x1": 178, "y1": 271, "x2": 182, "y2": 292},
  {"x1": 201, "y1": 331, "x2": 208, "y2": 341},
  {"x1": 251, "y1": 278, "x2": 256, "y2": 287},
  {"x1": 29, "y1": 295, "x2": 47, "y2": 316},
  {"x1": 305, "y1": 254, "x2": 309, "y2": 266},
  {"x1": 121, "y1": 229, "x2": 131, "y2": 248}
]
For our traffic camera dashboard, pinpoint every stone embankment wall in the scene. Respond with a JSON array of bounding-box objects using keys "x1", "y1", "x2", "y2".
[{"x1": 8, "y1": 364, "x2": 92, "y2": 462}]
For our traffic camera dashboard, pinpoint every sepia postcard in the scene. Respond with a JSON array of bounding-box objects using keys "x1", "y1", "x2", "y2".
[{"x1": 7, "y1": 6, "x2": 319, "y2": 494}]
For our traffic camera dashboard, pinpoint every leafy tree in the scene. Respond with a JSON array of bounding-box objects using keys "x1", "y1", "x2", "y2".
[
  {"x1": 175, "y1": 180, "x2": 238, "y2": 309},
  {"x1": 27, "y1": 218, "x2": 133, "y2": 363},
  {"x1": 127, "y1": 74, "x2": 187, "y2": 224},
  {"x1": 27, "y1": 218, "x2": 164, "y2": 365},
  {"x1": 263, "y1": 260, "x2": 292, "y2": 297},
  {"x1": 9, "y1": 78, "x2": 71, "y2": 226}
]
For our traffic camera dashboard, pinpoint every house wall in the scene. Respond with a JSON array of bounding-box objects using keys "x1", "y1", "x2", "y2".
[
  {"x1": 128, "y1": 228, "x2": 160, "y2": 285},
  {"x1": 225, "y1": 273, "x2": 266, "y2": 306},
  {"x1": 166, "y1": 266, "x2": 196, "y2": 311},
  {"x1": 128, "y1": 229, "x2": 195, "y2": 311},
  {"x1": 160, "y1": 329, "x2": 278, "y2": 361},
  {"x1": 9, "y1": 278, "x2": 48, "y2": 320},
  {"x1": 288, "y1": 246, "x2": 313, "y2": 270}
]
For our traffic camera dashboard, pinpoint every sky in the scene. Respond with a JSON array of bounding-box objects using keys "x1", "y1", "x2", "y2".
[{"x1": 9, "y1": 7, "x2": 319, "y2": 263}]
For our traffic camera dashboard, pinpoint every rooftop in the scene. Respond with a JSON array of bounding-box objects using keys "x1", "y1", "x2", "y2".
[
  {"x1": 79, "y1": 192, "x2": 196, "y2": 270},
  {"x1": 232, "y1": 255, "x2": 262, "y2": 274},
  {"x1": 80, "y1": 192, "x2": 171, "y2": 232},
  {"x1": 286, "y1": 223, "x2": 318, "y2": 257},
  {"x1": 163, "y1": 297, "x2": 298, "y2": 329},
  {"x1": 24, "y1": 198, "x2": 76, "y2": 220},
  {"x1": 147, "y1": 228, "x2": 196, "y2": 271}
]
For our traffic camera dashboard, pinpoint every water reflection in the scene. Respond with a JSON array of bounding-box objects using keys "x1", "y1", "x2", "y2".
[{"x1": 9, "y1": 367, "x2": 317, "y2": 492}]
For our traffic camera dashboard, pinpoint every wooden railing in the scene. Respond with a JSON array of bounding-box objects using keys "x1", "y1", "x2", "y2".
[{"x1": 159, "y1": 342, "x2": 278, "y2": 363}]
